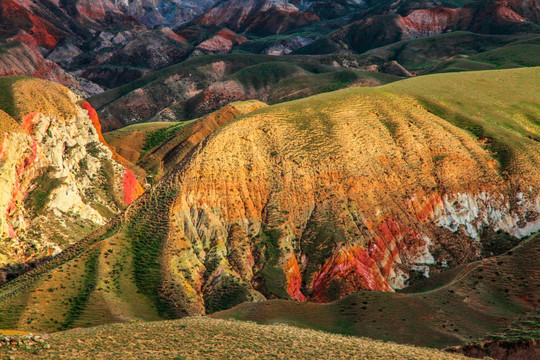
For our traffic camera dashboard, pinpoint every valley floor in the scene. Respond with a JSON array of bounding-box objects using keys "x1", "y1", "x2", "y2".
[{"x1": 0, "y1": 317, "x2": 468, "y2": 360}]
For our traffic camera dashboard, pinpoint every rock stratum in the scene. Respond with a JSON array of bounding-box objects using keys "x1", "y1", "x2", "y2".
[
  {"x1": 0, "y1": 68, "x2": 537, "y2": 334},
  {"x1": 0, "y1": 77, "x2": 142, "y2": 282}
]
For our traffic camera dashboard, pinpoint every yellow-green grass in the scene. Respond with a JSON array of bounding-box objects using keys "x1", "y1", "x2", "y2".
[
  {"x1": 0, "y1": 317, "x2": 468, "y2": 360},
  {"x1": 0, "y1": 76, "x2": 77, "y2": 123},
  {"x1": 105, "y1": 122, "x2": 180, "y2": 138},
  {"x1": 435, "y1": 43, "x2": 540, "y2": 73},
  {"x1": 384, "y1": 66, "x2": 540, "y2": 176},
  {"x1": 214, "y1": 233, "x2": 540, "y2": 348},
  {"x1": 268, "y1": 69, "x2": 400, "y2": 104},
  {"x1": 464, "y1": 44, "x2": 540, "y2": 68},
  {"x1": 0, "y1": 229, "x2": 161, "y2": 333},
  {"x1": 104, "y1": 122, "x2": 182, "y2": 163}
]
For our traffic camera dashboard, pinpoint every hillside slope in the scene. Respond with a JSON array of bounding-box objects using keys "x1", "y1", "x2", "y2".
[
  {"x1": 0, "y1": 77, "x2": 142, "y2": 282},
  {"x1": 136, "y1": 100, "x2": 268, "y2": 180},
  {"x1": 0, "y1": 317, "x2": 467, "y2": 360},
  {"x1": 0, "y1": 68, "x2": 537, "y2": 334},
  {"x1": 88, "y1": 54, "x2": 399, "y2": 132},
  {"x1": 214, "y1": 233, "x2": 539, "y2": 348},
  {"x1": 449, "y1": 307, "x2": 540, "y2": 359}
]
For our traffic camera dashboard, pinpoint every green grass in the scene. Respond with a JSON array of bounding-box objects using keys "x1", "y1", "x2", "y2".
[
  {"x1": 468, "y1": 44, "x2": 540, "y2": 68},
  {"x1": 268, "y1": 69, "x2": 399, "y2": 104},
  {"x1": 228, "y1": 62, "x2": 307, "y2": 90},
  {"x1": 367, "y1": 32, "x2": 539, "y2": 71},
  {"x1": 62, "y1": 250, "x2": 99, "y2": 329},
  {"x1": 141, "y1": 123, "x2": 186, "y2": 155},
  {"x1": 432, "y1": 58, "x2": 498, "y2": 73},
  {"x1": 25, "y1": 167, "x2": 62, "y2": 213},
  {"x1": 126, "y1": 189, "x2": 178, "y2": 317},
  {"x1": 312, "y1": 32, "x2": 540, "y2": 76}
]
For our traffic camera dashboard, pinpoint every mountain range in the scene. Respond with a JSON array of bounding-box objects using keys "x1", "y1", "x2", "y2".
[{"x1": 0, "y1": 1, "x2": 539, "y2": 359}]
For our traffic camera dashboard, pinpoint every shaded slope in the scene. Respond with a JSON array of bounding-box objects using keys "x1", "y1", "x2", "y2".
[
  {"x1": 449, "y1": 308, "x2": 540, "y2": 359},
  {"x1": 214, "y1": 233, "x2": 540, "y2": 348},
  {"x1": 0, "y1": 68, "x2": 538, "y2": 334}
]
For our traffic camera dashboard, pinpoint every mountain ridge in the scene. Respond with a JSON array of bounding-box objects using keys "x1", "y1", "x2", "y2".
[{"x1": 0, "y1": 68, "x2": 537, "y2": 336}]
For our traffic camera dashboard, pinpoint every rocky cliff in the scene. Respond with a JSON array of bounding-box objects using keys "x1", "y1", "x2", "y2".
[{"x1": 0, "y1": 77, "x2": 142, "y2": 279}]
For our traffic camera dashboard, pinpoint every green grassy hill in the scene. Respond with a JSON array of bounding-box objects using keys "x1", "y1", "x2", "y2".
[{"x1": 319, "y1": 32, "x2": 540, "y2": 75}]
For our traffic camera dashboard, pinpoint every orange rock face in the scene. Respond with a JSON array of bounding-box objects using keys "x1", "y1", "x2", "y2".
[
  {"x1": 134, "y1": 85, "x2": 538, "y2": 313},
  {"x1": 81, "y1": 101, "x2": 106, "y2": 144},
  {"x1": 81, "y1": 100, "x2": 144, "y2": 201},
  {"x1": 284, "y1": 254, "x2": 306, "y2": 301},
  {"x1": 122, "y1": 169, "x2": 140, "y2": 205}
]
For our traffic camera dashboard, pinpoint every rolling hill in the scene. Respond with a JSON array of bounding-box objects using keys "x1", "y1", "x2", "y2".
[
  {"x1": 214, "y1": 233, "x2": 539, "y2": 348},
  {"x1": 0, "y1": 317, "x2": 468, "y2": 359},
  {"x1": 0, "y1": 68, "x2": 537, "y2": 342},
  {"x1": 88, "y1": 54, "x2": 400, "y2": 132}
]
